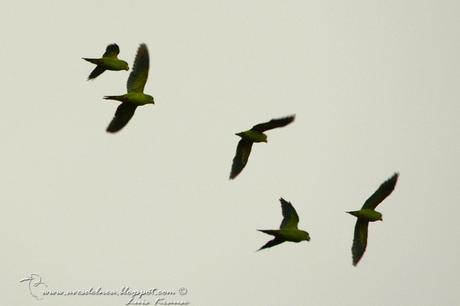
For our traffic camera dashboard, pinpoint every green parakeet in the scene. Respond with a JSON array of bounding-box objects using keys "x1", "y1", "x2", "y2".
[
  {"x1": 83, "y1": 44, "x2": 129, "y2": 80},
  {"x1": 229, "y1": 115, "x2": 295, "y2": 179},
  {"x1": 103, "y1": 44, "x2": 154, "y2": 133},
  {"x1": 347, "y1": 172, "x2": 399, "y2": 266},
  {"x1": 258, "y1": 198, "x2": 310, "y2": 251}
]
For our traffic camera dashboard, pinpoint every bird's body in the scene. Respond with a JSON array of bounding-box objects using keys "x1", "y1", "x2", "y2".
[
  {"x1": 236, "y1": 130, "x2": 267, "y2": 143},
  {"x1": 229, "y1": 115, "x2": 295, "y2": 179},
  {"x1": 258, "y1": 198, "x2": 310, "y2": 251},
  {"x1": 347, "y1": 173, "x2": 399, "y2": 266},
  {"x1": 104, "y1": 43, "x2": 154, "y2": 133},
  {"x1": 83, "y1": 44, "x2": 129, "y2": 80},
  {"x1": 83, "y1": 57, "x2": 129, "y2": 71},
  {"x1": 104, "y1": 92, "x2": 154, "y2": 105},
  {"x1": 259, "y1": 229, "x2": 310, "y2": 243},
  {"x1": 346, "y1": 209, "x2": 382, "y2": 221}
]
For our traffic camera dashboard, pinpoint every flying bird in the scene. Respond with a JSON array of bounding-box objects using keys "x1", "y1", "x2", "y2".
[
  {"x1": 257, "y1": 198, "x2": 310, "y2": 251},
  {"x1": 229, "y1": 115, "x2": 295, "y2": 179},
  {"x1": 82, "y1": 44, "x2": 129, "y2": 80},
  {"x1": 347, "y1": 172, "x2": 399, "y2": 266},
  {"x1": 103, "y1": 44, "x2": 154, "y2": 133}
]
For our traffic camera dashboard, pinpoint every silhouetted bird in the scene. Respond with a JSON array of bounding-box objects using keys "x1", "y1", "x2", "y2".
[
  {"x1": 83, "y1": 44, "x2": 129, "y2": 80},
  {"x1": 229, "y1": 115, "x2": 295, "y2": 179},
  {"x1": 258, "y1": 198, "x2": 310, "y2": 251},
  {"x1": 347, "y1": 173, "x2": 399, "y2": 266}
]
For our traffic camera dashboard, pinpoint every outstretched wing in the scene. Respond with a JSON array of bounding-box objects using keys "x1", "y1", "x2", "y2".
[
  {"x1": 229, "y1": 139, "x2": 253, "y2": 179},
  {"x1": 252, "y1": 115, "x2": 295, "y2": 132},
  {"x1": 87, "y1": 66, "x2": 106, "y2": 80},
  {"x1": 257, "y1": 237, "x2": 284, "y2": 251},
  {"x1": 127, "y1": 44, "x2": 149, "y2": 93},
  {"x1": 103, "y1": 44, "x2": 120, "y2": 58},
  {"x1": 351, "y1": 219, "x2": 369, "y2": 266},
  {"x1": 106, "y1": 104, "x2": 137, "y2": 133},
  {"x1": 279, "y1": 198, "x2": 299, "y2": 229},
  {"x1": 362, "y1": 173, "x2": 399, "y2": 210}
]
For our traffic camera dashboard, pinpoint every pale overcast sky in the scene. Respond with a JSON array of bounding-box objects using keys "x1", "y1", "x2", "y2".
[{"x1": 2, "y1": 1, "x2": 460, "y2": 306}]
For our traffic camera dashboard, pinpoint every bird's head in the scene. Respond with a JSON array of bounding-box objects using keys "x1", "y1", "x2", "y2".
[
  {"x1": 122, "y1": 61, "x2": 129, "y2": 71},
  {"x1": 373, "y1": 211, "x2": 383, "y2": 222},
  {"x1": 261, "y1": 134, "x2": 268, "y2": 143},
  {"x1": 301, "y1": 230, "x2": 310, "y2": 242},
  {"x1": 145, "y1": 94, "x2": 155, "y2": 104}
]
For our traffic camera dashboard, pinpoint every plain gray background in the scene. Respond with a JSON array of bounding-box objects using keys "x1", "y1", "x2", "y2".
[{"x1": 2, "y1": 1, "x2": 459, "y2": 305}]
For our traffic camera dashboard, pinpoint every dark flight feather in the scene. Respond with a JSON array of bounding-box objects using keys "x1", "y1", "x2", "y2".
[
  {"x1": 257, "y1": 238, "x2": 284, "y2": 251},
  {"x1": 127, "y1": 44, "x2": 149, "y2": 93},
  {"x1": 279, "y1": 198, "x2": 299, "y2": 229},
  {"x1": 106, "y1": 103, "x2": 137, "y2": 133},
  {"x1": 103, "y1": 44, "x2": 120, "y2": 58},
  {"x1": 252, "y1": 115, "x2": 295, "y2": 132},
  {"x1": 229, "y1": 139, "x2": 253, "y2": 179},
  {"x1": 362, "y1": 173, "x2": 399, "y2": 210},
  {"x1": 88, "y1": 66, "x2": 106, "y2": 80},
  {"x1": 352, "y1": 219, "x2": 369, "y2": 266}
]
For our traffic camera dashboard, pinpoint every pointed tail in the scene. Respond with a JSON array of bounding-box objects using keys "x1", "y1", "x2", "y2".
[
  {"x1": 103, "y1": 95, "x2": 125, "y2": 102},
  {"x1": 257, "y1": 229, "x2": 279, "y2": 236},
  {"x1": 82, "y1": 58, "x2": 100, "y2": 65}
]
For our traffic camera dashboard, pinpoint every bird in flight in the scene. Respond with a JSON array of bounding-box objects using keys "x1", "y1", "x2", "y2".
[
  {"x1": 257, "y1": 198, "x2": 310, "y2": 251},
  {"x1": 103, "y1": 44, "x2": 154, "y2": 133},
  {"x1": 229, "y1": 115, "x2": 295, "y2": 179},
  {"x1": 347, "y1": 172, "x2": 399, "y2": 266},
  {"x1": 82, "y1": 44, "x2": 129, "y2": 80}
]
